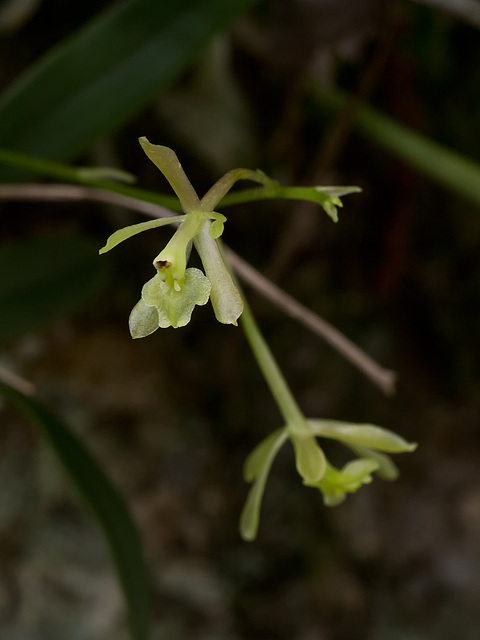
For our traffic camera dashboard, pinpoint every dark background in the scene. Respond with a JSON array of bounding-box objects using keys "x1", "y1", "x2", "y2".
[{"x1": 1, "y1": 1, "x2": 480, "y2": 638}]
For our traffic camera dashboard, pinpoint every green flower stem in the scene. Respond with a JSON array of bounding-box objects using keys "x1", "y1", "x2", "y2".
[
  {"x1": 201, "y1": 168, "x2": 275, "y2": 211},
  {"x1": 219, "y1": 185, "x2": 360, "y2": 209},
  {"x1": 0, "y1": 148, "x2": 356, "y2": 215},
  {"x1": 0, "y1": 147, "x2": 181, "y2": 211},
  {"x1": 239, "y1": 292, "x2": 310, "y2": 436}
]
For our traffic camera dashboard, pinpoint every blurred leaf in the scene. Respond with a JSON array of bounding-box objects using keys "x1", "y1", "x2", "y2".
[
  {"x1": 155, "y1": 37, "x2": 257, "y2": 173},
  {"x1": 0, "y1": 234, "x2": 105, "y2": 344},
  {"x1": 0, "y1": 0, "x2": 43, "y2": 36},
  {"x1": 313, "y1": 82, "x2": 480, "y2": 209},
  {"x1": 0, "y1": 379, "x2": 150, "y2": 640},
  {"x1": 0, "y1": 0, "x2": 256, "y2": 179}
]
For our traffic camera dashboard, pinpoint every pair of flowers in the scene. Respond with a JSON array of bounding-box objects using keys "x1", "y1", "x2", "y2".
[{"x1": 100, "y1": 138, "x2": 416, "y2": 540}]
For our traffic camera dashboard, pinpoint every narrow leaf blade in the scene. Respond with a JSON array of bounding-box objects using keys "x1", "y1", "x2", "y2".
[
  {"x1": 0, "y1": 0, "x2": 256, "y2": 178},
  {"x1": 0, "y1": 234, "x2": 106, "y2": 344},
  {"x1": 0, "y1": 380, "x2": 150, "y2": 640}
]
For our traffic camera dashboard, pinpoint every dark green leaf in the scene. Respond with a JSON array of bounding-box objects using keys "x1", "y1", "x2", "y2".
[
  {"x1": 312, "y1": 82, "x2": 480, "y2": 209},
  {"x1": 0, "y1": 0, "x2": 256, "y2": 179},
  {"x1": 0, "y1": 234, "x2": 105, "y2": 344},
  {"x1": 0, "y1": 379, "x2": 151, "y2": 640}
]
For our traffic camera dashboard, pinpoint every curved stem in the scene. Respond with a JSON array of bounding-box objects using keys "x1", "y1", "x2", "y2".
[{"x1": 239, "y1": 292, "x2": 308, "y2": 434}]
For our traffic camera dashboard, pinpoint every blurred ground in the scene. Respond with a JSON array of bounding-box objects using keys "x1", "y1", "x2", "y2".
[{"x1": 1, "y1": 1, "x2": 480, "y2": 639}]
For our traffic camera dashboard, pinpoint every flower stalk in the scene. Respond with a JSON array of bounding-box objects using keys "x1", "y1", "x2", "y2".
[{"x1": 99, "y1": 138, "x2": 417, "y2": 541}]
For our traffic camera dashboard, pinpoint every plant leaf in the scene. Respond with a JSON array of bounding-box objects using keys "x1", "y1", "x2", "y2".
[
  {"x1": 0, "y1": 0, "x2": 257, "y2": 178},
  {"x1": 313, "y1": 82, "x2": 480, "y2": 210},
  {"x1": 0, "y1": 379, "x2": 150, "y2": 640},
  {"x1": 0, "y1": 234, "x2": 106, "y2": 345}
]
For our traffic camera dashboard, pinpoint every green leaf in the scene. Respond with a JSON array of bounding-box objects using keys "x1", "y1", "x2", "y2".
[
  {"x1": 0, "y1": 0, "x2": 257, "y2": 178},
  {"x1": 0, "y1": 380, "x2": 150, "y2": 640},
  {"x1": 76, "y1": 166, "x2": 137, "y2": 184},
  {"x1": 99, "y1": 216, "x2": 186, "y2": 254},
  {"x1": 0, "y1": 234, "x2": 106, "y2": 345},
  {"x1": 239, "y1": 429, "x2": 288, "y2": 541},
  {"x1": 313, "y1": 82, "x2": 480, "y2": 210}
]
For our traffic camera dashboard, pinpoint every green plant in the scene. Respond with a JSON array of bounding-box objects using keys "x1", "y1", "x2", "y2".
[
  {"x1": 99, "y1": 138, "x2": 416, "y2": 541},
  {"x1": 7, "y1": 2, "x2": 480, "y2": 637}
]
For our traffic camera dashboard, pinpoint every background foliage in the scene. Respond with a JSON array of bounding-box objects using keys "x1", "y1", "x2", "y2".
[{"x1": 1, "y1": 1, "x2": 480, "y2": 639}]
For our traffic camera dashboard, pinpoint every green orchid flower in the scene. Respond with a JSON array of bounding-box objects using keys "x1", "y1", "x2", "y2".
[
  {"x1": 100, "y1": 138, "x2": 360, "y2": 335},
  {"x1": 311, "y1": 459, "x2": 380, "y2": 506},
  {"x1": 96, "y1": 139, "x2": 415, "y2": 543},
  {"x1": 240, "y1": 419, "x2": 417, "y2": 541},
  {"x1": 100, "y1": 139, "x2": 279, "y2": 334}
]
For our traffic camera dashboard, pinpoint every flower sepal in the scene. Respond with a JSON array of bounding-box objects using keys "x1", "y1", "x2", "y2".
[{"x1": 308, "y1": 419, "x2": 417, "y2": 453}]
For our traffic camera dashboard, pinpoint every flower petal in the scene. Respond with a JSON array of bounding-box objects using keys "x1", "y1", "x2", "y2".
[
  {"x1": 346, "y1": 443, "x2": 399, "y2": 481},
  {"x1": 243, "y1": 428, "x2": 286, "y2": 482},
  {"x1": 291, "y1": 435, "x2": 327, "y2": 485},
  {"x1": 208, "y1": 212, "x2": 227, "y2": 239},
  {"x1": 313, "y1": 459, "x2": 379, "y2": 506},
  {"x1": 99, "y1": 216, "x2": 186, "y2": 254},
  {"x1": 142, "y1": 268, "x2": 211, "y2": 328},
  {"x1": 240, "y1": 429, "x2": 288, "y2": 541}
]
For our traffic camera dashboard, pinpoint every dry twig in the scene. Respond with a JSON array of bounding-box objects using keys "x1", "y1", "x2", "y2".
[{"x1": 0, "y1": 183, "x2": 396, "y2": 394}]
